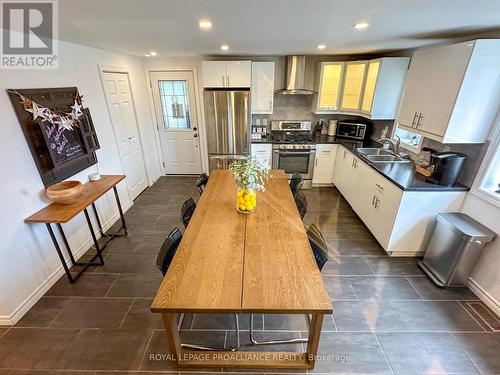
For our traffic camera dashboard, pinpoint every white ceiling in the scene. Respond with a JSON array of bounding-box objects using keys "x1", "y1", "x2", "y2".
[{"x1": 58, "y1": 0, "x2": 500, "y2": 57}]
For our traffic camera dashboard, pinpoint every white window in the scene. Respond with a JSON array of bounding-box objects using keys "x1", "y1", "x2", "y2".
[
  {"x1": 473, "y1": 123, "x2": 500, "y2": 207},
  {"x1": 394, "y1": 126, "x2": 423, "y2": 153}
]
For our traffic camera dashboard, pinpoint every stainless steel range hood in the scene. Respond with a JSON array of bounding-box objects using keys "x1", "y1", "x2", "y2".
[{"x1": 276, "y1": 55, "x2": 314, "y2": 95}]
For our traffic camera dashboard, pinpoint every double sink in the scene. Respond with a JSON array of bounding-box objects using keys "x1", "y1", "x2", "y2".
[{"x1": 356, "y1": 148, "x2": 413, "y2": 164}]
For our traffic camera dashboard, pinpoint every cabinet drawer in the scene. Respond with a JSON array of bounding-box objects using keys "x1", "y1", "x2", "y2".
[
  {"x1": 370, "y1": 174, "x2": 403, "y2": 209},
  {"x1": 316, "y1": 144, "x2": 337, "y2": 157},
  {"x1": 251, "y1": 144, "x2": 272, "y2": 158}
]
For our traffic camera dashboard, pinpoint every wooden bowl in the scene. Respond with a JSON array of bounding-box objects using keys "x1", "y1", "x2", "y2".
[{"x1": 46, "y1": 180, "x2": 84, "y2": 205}]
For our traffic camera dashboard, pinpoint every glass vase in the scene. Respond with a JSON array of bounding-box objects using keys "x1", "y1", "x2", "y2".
[{"x1": 236, "y1": 187, "x2": 256, "y2": 214}]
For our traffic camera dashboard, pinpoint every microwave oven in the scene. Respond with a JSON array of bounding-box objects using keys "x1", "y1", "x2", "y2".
[{"x1": 336, "y1": 121, "x2": 368, "y2": 140}]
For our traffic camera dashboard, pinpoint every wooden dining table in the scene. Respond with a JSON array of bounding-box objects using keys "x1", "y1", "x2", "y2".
[{"x1": 151, "y1": 170, "x2": 332, "y2": 369}]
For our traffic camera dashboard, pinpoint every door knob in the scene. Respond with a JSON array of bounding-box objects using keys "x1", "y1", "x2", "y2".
[
  {"x1": 194, "y1": 134, "x2": 198, "y2": 138},
  {"x1": 193, "y1": 127, "x2": 198, "y2": 131}
]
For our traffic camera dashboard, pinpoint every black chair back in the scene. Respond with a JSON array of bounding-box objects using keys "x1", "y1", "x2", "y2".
[
  {"x1": 307, "y1": 224, "x2": 328, "y2": 271},
  {"x1": 195, "y1": 173, "x2": 209, "y2": 195},
  {"x1": 294, "y1": 190, "x2": 308, "y2": 220},
  {"x1": 180, "y1": 197, "x2": 196, "y2": 228},
  {"x1": 289, "y1": 172, "x2": 303, "y2": 196},
  {"x1": 156, "y1": 228, "x2": 183, "y2": 276}
]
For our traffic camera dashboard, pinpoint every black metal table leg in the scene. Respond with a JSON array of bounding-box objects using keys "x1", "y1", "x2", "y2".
[
  {"x1": 91, "y1": 202, "x2": 107, "y2": 237},
  {"x1": 57, "y1": 223, "x2": 76, "y2": 265},
  {"x1": 46, "y1": 223, "x2": 75, "y2": 283},
  {"x1": 113, "y1": 186, "x2": 128, "y2": 235},
  {"x1": 84, "y1": 208, "x2": 105, "y2": 265}
]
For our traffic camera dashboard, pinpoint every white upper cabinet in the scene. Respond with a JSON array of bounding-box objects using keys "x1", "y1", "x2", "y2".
[
  {"x1": 361, "y1": 58, "x2": 410, "y2": 119},
  {"x1": 315, "y1": 62, "x2": 344, "y2": 112},
  {"x1": 397, "y1": 40, "x2": 500, "y2": 143},
  {"x1": 201, "y1": 61, "x2": 227, "y2": 88},
  {"x1": 225, "y1": 61, "x2": 252, "y2": 87},
  {"x1": 251, "y1": 62, "x2": 275, "y2": 114},
  {"x1": 313, "y1": 57, "x2": 409, "y2": 119},
  {"x1": 202, "y1": 61, "x2": 251, "y2": 88}
]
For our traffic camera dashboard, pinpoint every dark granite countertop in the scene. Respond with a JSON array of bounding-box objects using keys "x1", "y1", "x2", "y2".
[
  {"x1": 336, "y1": 140, "x2": 469, "y2": 192},
  {"x1": 316, "y1": 136, "x2": 469, "y2": 192},
  {"x1": 253, "y1": 135, "x2": 469, "y2": 192}
]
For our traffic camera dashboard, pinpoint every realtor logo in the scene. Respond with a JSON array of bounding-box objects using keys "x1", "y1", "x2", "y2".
[{"x1": 1, "y1": 0, "x2": 58, "y2": 69}]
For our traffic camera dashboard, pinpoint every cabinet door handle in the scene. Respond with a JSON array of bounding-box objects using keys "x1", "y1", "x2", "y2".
[
  {"x1": 374, "y1": 197, "x2": 380, "y2": 208},
  {"x1": 227, "y1": 75, "x2": 230, "y2": 87},
  {"x1": 343, "y1": 150, "x2": 347, "y2": 158},
  {"x1": 411, "y1": 112, "x2": 418, "y2": 127},
  {"x1": 315, "y1": 159, "x2": 318, "y2": 167},
  {"x1": 416, "y1": 113, "x2": 423, "y2": 128},
  {"x1": 371, "y1": 195, "x2": 376, "y2": 206},
  {"x1": 269, "y1": 99, "x2": 272, "y2": 110},
  {"x1": 376, "y1": 183, "x2": 384, "y2": 190},
  {"x1": 222, "y1": 75, "x2": 225, "y2": 86}
]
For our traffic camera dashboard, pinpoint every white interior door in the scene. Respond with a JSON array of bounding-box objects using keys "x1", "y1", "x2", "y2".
[
  {"x1": 101, "y1": 71, "x2": 148, "y2": 200},
  {"x1": 150, "y1": 71, "x2": 202, "y2": 175}
]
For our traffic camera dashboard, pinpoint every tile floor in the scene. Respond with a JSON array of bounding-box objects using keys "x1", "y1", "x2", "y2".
[{"x1": 1, "y1": 176, "x2": 499, "y2": 375}]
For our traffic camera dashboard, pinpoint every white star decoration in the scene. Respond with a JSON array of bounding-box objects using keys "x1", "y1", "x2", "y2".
[
  {"x1": 9, "y1": 90, "x2": 85, "y2": 132},
  {"x1": 70, "y1": 100, "x2": 83, "y2": 116},
  {"x1": 25, "y1": 102, "x2": 47, "y2": 120}
]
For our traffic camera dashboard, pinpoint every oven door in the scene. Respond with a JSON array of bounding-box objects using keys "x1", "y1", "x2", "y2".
[{"x1": 272, "y1": 149, "x2": 315, "y2": 180}]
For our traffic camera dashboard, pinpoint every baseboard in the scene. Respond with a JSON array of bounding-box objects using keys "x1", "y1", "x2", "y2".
[
  {"x1": 388, "y1": 251, "x2": 425, "y2": 257},
  {"x1": 468, "y1": 277, "x2": 500, "y2": 318},
  {"x1": 0, "y1": 200, "x2": 132, "y2": 326}
]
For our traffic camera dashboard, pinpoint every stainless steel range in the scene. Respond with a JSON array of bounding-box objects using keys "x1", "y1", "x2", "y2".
[{"x1": 270, "y1": 121, "x2": 316, "y2": 189}]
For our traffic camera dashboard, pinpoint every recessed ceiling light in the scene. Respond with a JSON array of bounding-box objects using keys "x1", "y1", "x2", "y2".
[
  {"x1": 199, "y1": 19, "x2": 212, "y2": 30},
  {"x1": 220, "y1": 44, "x2": 229, "y2": 51},
  {"x1": 353, "y1": 22, "x2": 369, "y2": 30},
  {"x1": 317, "y1": 44, "x2": 326, "y2": 50},
  {"x1": 149, "y1": 51, "x2": 157, "y2": 56},
  {"x1": 144, "y1": 54, "x2": 151, "y2": 57}
]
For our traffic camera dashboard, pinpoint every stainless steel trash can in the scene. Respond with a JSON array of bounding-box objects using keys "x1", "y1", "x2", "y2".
[{"x1": 418, "y1": 213, "x2": 496, "y2": 288}]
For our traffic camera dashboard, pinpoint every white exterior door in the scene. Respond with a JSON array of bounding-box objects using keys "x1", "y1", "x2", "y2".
[
  {"x1": 101, "y1": 71, "x2": 147, "y2": 200},
  {"x1": 150, "y1": 71, "x2": 202, "y2": 175}
]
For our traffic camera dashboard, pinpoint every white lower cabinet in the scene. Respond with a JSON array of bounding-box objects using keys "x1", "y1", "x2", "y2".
[
  {"x1": 313, "y1": 144, "x2": 337, "y2": 185},
  {"x1": 334, "y1": 145, "x2": 466, "y2": 256},
  {"x1": 251, "y1": 143, "x2": 272, "y2": 169}
]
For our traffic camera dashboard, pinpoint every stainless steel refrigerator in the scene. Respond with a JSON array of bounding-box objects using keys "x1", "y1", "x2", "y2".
[{"x1": 203, "y1": 89, "x2": 250, "y2": 171}]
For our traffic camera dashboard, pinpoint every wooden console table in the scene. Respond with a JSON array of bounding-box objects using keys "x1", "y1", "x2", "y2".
[{"x1": 25, "y1": 175, "x2": 128, "y2": 283}]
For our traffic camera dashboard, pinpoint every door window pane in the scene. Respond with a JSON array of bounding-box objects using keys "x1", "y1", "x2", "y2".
[{"x1": 158, "y1": 80, "x2": 191, "y2": 129}]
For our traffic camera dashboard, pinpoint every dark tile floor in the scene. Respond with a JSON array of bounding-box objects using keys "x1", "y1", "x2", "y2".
[{"x1": 1, "y1": 177, "x2": 499, "y2": 375}]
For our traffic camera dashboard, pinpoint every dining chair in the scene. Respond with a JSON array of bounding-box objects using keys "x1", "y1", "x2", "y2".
[
  {"x1": 307, "y1": 224, "x2": 329, "y2": 271},
  {"x1": 157, "y1": 227, "x2": 241, "y2": 351},
  {"x1": 156, "y1": 228, "x2": 183, "y2": 276},
  {"x1": 195, "y1": 173, "x2": 209, "y2": 195},
  {"x1": 294, "y1": 190, "x2": 308, "y2": 220},
  {"x1": 180, "y1": 197, "x2": 196, "y2": 228},
  {"x1": 249, "y1": 225, "x2": 328, "y2": 346},
  {"x1": 289, "y1": 172, "x2": 303, "y2": 196}
]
